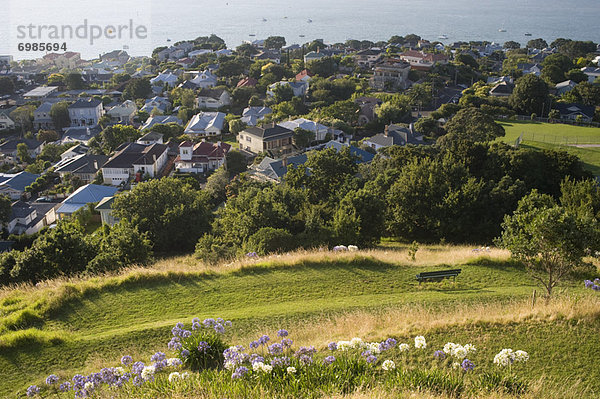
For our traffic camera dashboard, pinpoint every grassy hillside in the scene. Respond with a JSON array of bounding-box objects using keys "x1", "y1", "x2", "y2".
[
  {"x1": 497, "y1": 120, "x2": 600, "y2": 175},
  {"x1": 1, "y1": 246, "x2": 598, "y2": 398}
]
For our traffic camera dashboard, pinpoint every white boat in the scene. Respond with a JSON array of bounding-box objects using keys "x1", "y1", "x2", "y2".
[
  {"x1": 438, "y1": 35, "x2": 448, "y2": 40},
  {"x1": 307, "y1": 18, "x2": 312, "y2": 23},
  {"x1": 498, "y1": 28, "x2": 507, "y2": 32}
]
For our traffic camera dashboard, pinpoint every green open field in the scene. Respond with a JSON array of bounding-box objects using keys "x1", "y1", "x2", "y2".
[
  {"x1": 497, "y1": 120, "x2": 600, "y2": 175},
  {"x1": 1, "y1": 246, "x2": 599, "y2": 398}
]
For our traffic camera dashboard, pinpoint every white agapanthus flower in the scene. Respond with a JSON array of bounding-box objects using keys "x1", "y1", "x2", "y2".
[
  {"x1": 443, "y1": 342, "x2": 476, "y2": 359},
  {"x1": 114, "y1": 367, "x2": 125, "y2": 377},
  {"x1": 452, "y1": 362, "x2": 461, "y2": 370},
  {"x1": 252, "y1": 362, "x2": 265, "y2": 372},
  {"x1": 168, "y1": 372, "x2": 181, "y2": 383},
  {"x1": 287, "y1": 366, "x2": 297, "y2": 374},
  {"x1": 367, "y1": 342, "x2": 381, "y2": 354},
  {"x1": 398, "y1": 343, "x2": 410, "y2": 352},
  {"x1": 141, "y1": 365, "x2": 156, "y2": 381},
  {"x1": 252, "y1": 362, "x2": 273, "y2": 373},
  {"x1": 414, "y1": 336, "x2": 427, "y2": 349},
  {"x1": 493, "y1": 349, "x2": 516, "y2": 367},
  {"x1": 167, "y1": 358, "x2": 181, "y2": 367},
  {"x1": 382, "y1": 360, "x2": 396, "y2": 371},
  {"x1": 514, "y1": 350, "x2": 529, "y2": 363},
  {"x1": 348, "y1": 245, "x2": 359, "y2": 252},
  {"x1": 337, "y1": 341, "x2": 352, "y2": 351},
  {"x1": 350, "y1": 337, "x2": 364, "y2": 348},
  {"x1": 181, "y1": 372, "x2": 190, "y2": 379},
  {"x1": 224, "y1": 361, "x2": 236, "y2": 370}
]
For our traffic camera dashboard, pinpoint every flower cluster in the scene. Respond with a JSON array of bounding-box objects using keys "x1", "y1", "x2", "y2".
[
  {"x1": 414, "y1": 336, "x2": 427, "y2": 349},
  {"x1": 443, "y1": 342, "x2": 476, "y2": 360},
  {"x1": 584, "y1": 278, "x2": 600, "y2": 291},
  {"x1": 493, "y1": 349, "x2": 529, "y2": 367}
]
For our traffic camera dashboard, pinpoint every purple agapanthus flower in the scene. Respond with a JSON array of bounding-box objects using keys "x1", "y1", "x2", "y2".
[
  {"x1": 45, "y1": 374, "x2": 59, "y2": 385},
  {"x1": 324, "y1": 355, "x2": 336, "y2": 365},
  {"x1": 203, "y1": 318, "x2": 216, "y2": 328},
  {"x1": 225, "y1": 320, "x2": 233, "y2": 327},
  {"x1": 595, "y1": 278, "x2": 600, "y2": 285},
  {"x1": 246, "y1": 252, "x2": 258, "y2": 257},
  {"x1": 328, "y1": 342, "x2": 338, "y2": 351},
  {"x1": 151, "y1": 352, "x2": 166, "y2": 362},
  {"x1": 593, "y1": 285, "x2": 600, "y2": 291},
  {"x1": 268, "y1": 343, "x2": 283, "y2": 355},
  {"x1": 259, "y1": 335, "x2": 270, "y2": 345},
  {"x1": 366, "y1": 355, "x2": 378, "y2": 364},
  {"x1": 434, "y1": 350, "x2": 446, "y2": 359},
  {"x1": 181, "y1": 349, "x2": 190, "y2": 358},
  {"x1": 168, "y1": 337, "x2": 182, "y2": 351},
  {"x1": 299, "y1": 354, "x2": 313, "y2": 365},
  {"x1": 250, "y1": 354, "x2": 265, "y2": 364},
  {"x1": 232, "y1": 366, "x2": 249, "y2": 379},
  {"x1": 121, "y1": 355, "x2": 133, "y2": 366},
  {"x1": 249, "y1": 340, "x2": 260, "y2": 349},
  {"x1": 281, "y1": 338, "x2": 293, "y2": 348},
  {"x1": 361, "y1": 350, "x2": 371, "y2": 358},
  {"x1": 59, "y1": 382, "x2": 71, "y2": 392},
  {"x1": 277, "y1": 329, "x2": 289, "y2": 337},
  {"x1": 385, "y1": 338, "x2": 397, "y2": 348},
  {"x1": 26, "y1": 385, "x2": 39, "y2": 397},
  {"x1": 198, "y1": 341, "x2": 211, "y2": 353},
  {"x1": 271, "y1": 356, "x2": 290, "y2": 367},
  {"x1": 72, "y1": 375, "x2": 85, "y2": 389},
  {"x1": 584, "y1": 279, "x2": 594, "y2": 288},
  {"x1": 461, "y1": 359, "x2": 475, "y2": 371},
  {"x1": 214, "y1": 323, "x2": 226, "y2": 334},
  {"x1": 131, "y1": 361, "x2": 145, "y2": 375}
]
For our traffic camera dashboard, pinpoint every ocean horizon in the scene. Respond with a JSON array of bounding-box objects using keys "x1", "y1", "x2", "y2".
[{"x1": 2, "y1": 0, "x2": 600, "y2": 60}]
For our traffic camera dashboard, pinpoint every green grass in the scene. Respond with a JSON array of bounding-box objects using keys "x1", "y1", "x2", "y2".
[
  {"x1": 0, "y1": 249, "x2": 598, "y2": 397},
  {"x1": 497, "y1": 120, "x2": 600, "y2": 175}
]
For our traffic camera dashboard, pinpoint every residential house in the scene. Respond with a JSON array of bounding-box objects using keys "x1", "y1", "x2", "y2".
[
  {"x1": 102, "y1": 142, "x2": 169, "y2": 185},
  {"x1": 61, "y1": 126, "x2": 102, "y2": 145},
  {"x1": 176, "y1": 57, "x2": 195, "y2": 67},
  {"x1": 42, "y1": 52, "x2": 81, "y2": 69},
  {"x1": 237, "y1": 76, "x2": 258, "y2": 88},
  {"x1": 0, "y1": 111, "x2": 15, "y2": 131},
  {"x1": 175, "y1": 141, "x2": 231, "y2": 173},
  {"x1": 363, "y1": 124, "x2": 424, "y2": 150},
  {"x1": 140, "y1": 115, "x2": 182, "y2": 130},
  {"x1": 68, "y1": 99, "x2": 104, "y2": 128},
  {"x1": 7, "y1": 200, "x2": 58, "y2": 235},
  {"x1": 249, "y1": 154, "x2": 308, "y2": 183},
  {"x1": 304, "y1": 51, "x2": 327, "y2": 64},
  {"x1": 278, "y1": 118, "x2": 329, "y2": 141},
  {"x1": 238, "y1": 123, "x2": 293, "y2": 155},
  {"x1": 196, "y1": 88, "x2": 231, "y2": 110},
  {"x1": 150, "y1": 72, "x2": 179, "y2": 88},
  {"x1": 0, "y1": 172, "x2": 40, "y2": 199},
  {"x1": 60, "y1": 143, "x2": 89, "y2": 161},
  {"x1": 141, "y1": 96, "x2": 171, "y2": 114},
  {"x1": 191, "y1": 70, "x2": 218, "y2": 88},
  {"x1": 54, "y1": 153, "x2": 108, "y2": 183},
  {"x1": 323, "y1": 140, "x2": 374, "y2": 163},
  {"x1": 177, "y1": 80, "x2": 199, "y2": 90},
  {"x1": 189, "y1": 49, "x2": 214, "y2": 58},
  {"x1": 580, "y1": 67, "x2": 600, "y2": 83},
  {"x1": 33, "y1": 102, "x2": 55, "y2": 130},
  {"x1": 555, "y1": 80, "x2": 577, "y2": 96},
  {"x1": 553, "y1": 103, "x2": 596, "y2": 122},
  {"x1": 487, "y1": 76, "x2": 513, "y2": 85},
  {"x1": 369, "y1": 59, "x2": 411, "y2": 91},
  {"x1": 295, "y1": 69, "x2": 314, "y2": 82},
  {"x1": 95, "y1": 196, "x2": 118, "y2": 226},
  {"x1": 0, "y1": 139, "x2": 44, "y2": 161},
  {"x1": 489, "y1": 82, "x2": 514, "y2": 97},
  {"x1": 137, "y1": 131, "x2": 164, "y2": 145},
  {"x1": 517, "y1": 63, "x2": 543, "y2": 76},
  {"x1": 241, "y1": 107, "x2": 272, "y2": 126},
  {"x1": 267, "y1": 81, "x2": 309, "y2": 97},
  {"x1": 354, "y1": 49, "x2": 384, "y2": 68},
  {"x1": 398, "y1": 50, "x2": 448, "y2": 71},
  {"x1": 23, "y1": 86, "x2": 59, "y2": 100},
  {"x1": 215, "y1": 49, "x2": 233, "y2": 57},
  {"x1": 355, "y1": 97, "x2": 382, "y2": 125},
  {"x1": 106, "y1": 100, "x2": 137, "y2": 125},
  {"x1": 101, "y1": 50, "x2": 130, "y2": 65},
  {"x1": 253, "y1": 50, "x2": 281, "y2": 64},
  {"x1": 56, "y1": 184, "x2": 119, "y2": 218},
  {"x1": 184, "y1": 112, "x2": 226, "y2": 136}
]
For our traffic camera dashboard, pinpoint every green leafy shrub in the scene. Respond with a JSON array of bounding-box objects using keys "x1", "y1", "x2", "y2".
[{"x1": 245, "y1": 227, "x2": 294, "y2": 255}]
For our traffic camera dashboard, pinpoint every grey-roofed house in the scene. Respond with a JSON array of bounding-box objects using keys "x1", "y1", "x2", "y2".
[
  {"x1": 56, "y1": 184, "x2": 119, "y2": 218},
  {"x1": 555, "y1": 80, "x2": 577, "y2": 96},
  {"x1": 95, "y1": 196, "x2": 118, "y2": 226},
  {"x1": 267, "y1": 81, "x2": 309, "y2": 98},
  {"x1": 54, "y1": 153, "x2": 108, "y2": 183},
  {"x1": 0, "y1": 172, "x2": 40, "y2": 199},
  {"x1": 250, "y1": 154, "x2": 308, "y2": 183},
  {"x1": 7, "y1": 200, "x2": 58, "y2": 235},
  {"x1": 61, "y1": 143, "x2": 89, "y2": 161},
  {"x1": 33, "y1": 102, "x2": 55, "y2": 130},
  {"x1": 68, "y1": 98, "x2": 104, "y2": 128},
  {"x1": 553, "y1": 103, "x2": 596, "y2": 122},
  {"x1": 241, "y1": 107, "x2": 272, "y2": 126},
  {"x1": 0, "y1": 139, "x2": 44, "y2": 161},
  {"x1": 196, "y1": 88, "x2": 231, "y2": 110},
  {"x1": 184, "y1": 112, "x2": 226, "y2": 137},
  {"x1": 101, "y1": 142, "x2": 169, "y2": 185},
  {"x1": 238, "y1": 123, "x2": 294, "y2": 155},
  {"x1": 141, "y1": 115, "x2": 182, "y2": 131},
  {"x1": 489, "y1": 82, "x2": 514, "y2": 97},
  {"x1": 137, "y1": 131, "x2": 164, "y2": 145},
  {"x1": 363, "y1": 124, "x2": 424, "y2": 151},
  {"x1": 24, "y1": 86, "x2": 59, "y2": 99},
  {"x1": 61, "y1": 126, "x2": 102, "y2": 145},
  {"x1": 323, "y1": 140, "x2": 375, "y2": 163},
  {"x1": 141, "y1": 96, "x2": 171, "y2": 115}
]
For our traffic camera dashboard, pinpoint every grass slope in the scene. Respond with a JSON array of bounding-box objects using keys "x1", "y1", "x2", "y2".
[
  {"x1": 0, "y1": 246, "x2": 598, "y2": 398},
  {"x1": 497, "y1": 120, "x2": 600, "y2": 175}
]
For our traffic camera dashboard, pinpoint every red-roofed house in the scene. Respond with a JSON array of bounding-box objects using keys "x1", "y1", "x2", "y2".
[
  {"x1": 295, "y1": 69, "x2": 314, "y2": 82},
  {"x1": 398, "y1": 50, "x2": 448, "y2": 71},
  {"x1": 175, "y1": 141, "x2": 231, "y2": 173},
  {"x1": 237, "y1": 77, "x2": 258, "y2": 88}
]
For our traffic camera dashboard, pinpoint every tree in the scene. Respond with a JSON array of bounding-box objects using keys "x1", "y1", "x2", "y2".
[
  {"x1": 0, "y1": 195, "x2": 11, "y2": 226},
  {"x1": 292, "y1": 128, "x2": 315, "y2": 149},
  {"x1": 309, "y1": 57, "x2": 338, "y2": 78},
  {"x1": 526, "y1": 38, "x2": 548, "y2": 49},
  {"x1": 225, "y1": 150, "x2": 247, "y2": 177},
  {"x1": 440, "y1": 107, "x2": 505, "y2": 144},
  {"x1": 541, "y1": 64, "x2": 566, "y2": 84},
  {"x1": 303, "y1": 146, "x2": 358, "y2": 202},
  {"x1": 50, "y1": 101, "x2": 71, "y2": 130},
  {"x1": 0, "y1": 76, "x2": 15, "y2": 94},
  {"x1": 112, "y1": 178, "x2": 212, "y2": 253},
  {"x1": 122, "y1": 78, "x2": 152, "y2": 100},
  {"x1": 542, "y1": 53, "x2": 573, "y2": 75},
  {"x1": 36, "y1": 130, "x2": 59, "y2": 143},
  {"x1": 10, "y1": 105, "x2": 35, "y2": 134},
  {"x1": 509, "y1": 74, "x2": 549, "y2": 115},
  {"x1": 375, "y1": 101, "x2": 410, "y2": 125},
  {"x1": 564, "y1": 69, "x2": 589, "y2": 83},
  {"x1": 498, "y1": 190, "x2": 599, "y2": 297},
  {"x1": 333, "y1": 187, "x2": 385, "y2": 247},
  {"x1": 236, "y1": 43, "x2": 258, "y2": 57},
  {"x1": 503, "y1": 41, "x2": 521, "y2": 50},
  {"x1": 264, "y1": 36, "x2": 286, "y2": 50},
  {"x1": 229, "y1": 119, "x2": 247, "y2": 135},
  {"x1": 455, "y1": 53, "x2": 478, "y2": 69},
  {"x1": 65, "y1": 72, "x2": 86, "y2": 90},
  {"x1": 245, "y1": 227, "x2": 293, "y2": 255},
  {"x1": 97, "y1": 125, "x2": 140, "y2": 154},
  {"x1": 272, "y1": 84, "x2": 294, "y2": 103},
  {"x1": 47, "y1": 73, "x2": 65, "y2": 86},
  {"x1": 414, "y1": 116, "x2": 438, "y2": 137},
  {"x1": 16, "y1": 143, "x2": 31, "y2": 163}
]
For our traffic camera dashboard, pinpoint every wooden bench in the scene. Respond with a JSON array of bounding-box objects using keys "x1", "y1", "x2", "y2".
[{"x1": 416, "y1": 269, "x2": 461, "y2": 283}]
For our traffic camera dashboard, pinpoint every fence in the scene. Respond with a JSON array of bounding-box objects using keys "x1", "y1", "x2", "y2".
[
  {"x1": 498, "y1": 115, "x2": 600, "y2": 128},
  {"x1": 515, "y1": 131, "x2": 600, "y2": 146}
]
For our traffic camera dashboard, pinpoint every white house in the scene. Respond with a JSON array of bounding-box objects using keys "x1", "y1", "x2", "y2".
[
  {"x1": 267, "y1": 81, "x2": 309, "y2": 98},
  {"x1": 107, "y1": 100, "x2": 137, "y2": 125},
  {"x1": 196, "y1": 88, "x2": 231, "y2": 110},
  {"x1": 189, "y1": 49, "x2": 213, "y2": 58},
  {"x1": 241, "y1": 107, "x2": 272, "y2": 126},
  {"x1": 68, "y1": 99, "x2": 104, "y2": 128},
  {"x1": 140, "y1": 115, "x2": 182, "y2": 130},
  {"x1": 278, "y1": 118, "x2": 329, "y2": 141},
  {"x1": 175, "y1": 141, "x2": 231, "y2": 174},
  {"x1": 184, "y1": 112, "x2": 226, "y2": 137},
  {"x1": 191, "y1": 70, "x2": 218, "y2": 88},
  {"x1": 304, "y1": 51, "x2": 327, "y2": 64},
  {"x1": 137, "y1": 131, "x2": 164, "y2": 145},
  {"x1": 150, "y1": 72, "x2": 179, "y2": 88},
  {"x1": 141, "y1": 96, "x2": 171, "y2": 114},
  {"x1": 7, "y1": 201, "x2": 58, "y2": 235},
  {"x1": 0, "y1": 112, "x2": 15, "y2": 131},
  {"x1": 101, "y1": 142, "x2": 169, "y2": 185},
  {"x1": 581, "y1": 67, "x2": 600, "y2": 83}
]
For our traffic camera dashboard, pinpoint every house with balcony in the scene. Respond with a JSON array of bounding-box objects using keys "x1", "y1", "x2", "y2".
[
  {"x1": 369, "y1": 59, "x2": 411, "y2": 91},
  {"x1": 54, "y1": 153, "x2": 108, "y2": 183},
  {"x1": 175, "y1": 141, "x2": 231, "y2": 174},
  {"x1": 354, "y1": 49, "x2": 384, "y2": 68},
  {"x1": 68, "y1": 99, "x2": 104, "y2": 128},
  {"x1": 238, "y1": 123, "x2": 293, "y2": 155}
]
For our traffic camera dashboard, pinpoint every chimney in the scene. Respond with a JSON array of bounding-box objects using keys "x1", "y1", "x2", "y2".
[
  {"x1": 282, "y1": 156, "x2": 288, "y2": 167},
  {"x1": 93, "y1": 160, "x2": 98, "y2": 170},
  {"x1": 317, "y1": 46, "x2": 320, "y2": 53},
  {"x1": 217, "y1": 141, "x2": 221, "y2": 147},
  {"x1": 384, "y1": 125, "x2": 389, "y2": 137},
  {"x1": 153, "y1": 154, "x2": 157, "y2": 163}
]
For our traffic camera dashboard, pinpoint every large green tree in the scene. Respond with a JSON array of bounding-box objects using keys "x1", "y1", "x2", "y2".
[
  {"x1": 50, "y1": 101, "x2": 71, "y2": 130},
  {"x1": 509, "y1": 74, "x2": 550, "y2": 115},
  {"x1": 439, "y1": 107, "x2": 505, "y2": 145},
  {"x1": 122, "y1": 78, "x2": 152, "y2": 100}
]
